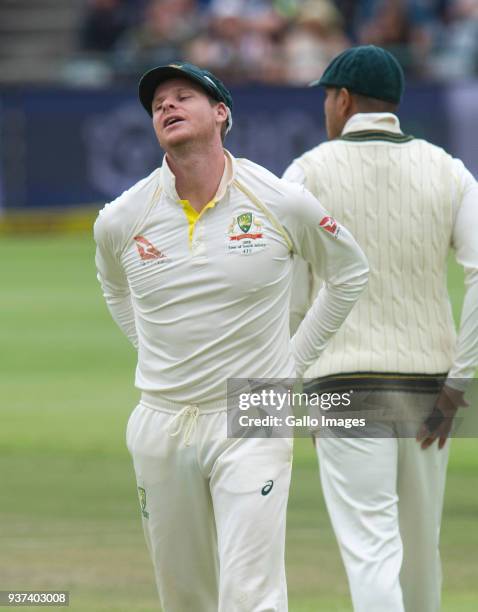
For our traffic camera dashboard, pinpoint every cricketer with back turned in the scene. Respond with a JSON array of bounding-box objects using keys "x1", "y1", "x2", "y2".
[{"x1": 284, "y1": 46, "x2": 478, "y2": 612}]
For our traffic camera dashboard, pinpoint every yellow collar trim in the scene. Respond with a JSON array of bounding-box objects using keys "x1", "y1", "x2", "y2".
[{"x1": 180, "y1": 198, "x2": 217, "y2": 244}]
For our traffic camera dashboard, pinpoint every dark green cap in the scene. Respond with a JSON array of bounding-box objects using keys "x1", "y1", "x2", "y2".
[
  {"x1": 312, "y1": 45, "x2": 405, "y2": 104},
  {"x1": 138, "y1": 62, "x2": 233, "y2": 127}
]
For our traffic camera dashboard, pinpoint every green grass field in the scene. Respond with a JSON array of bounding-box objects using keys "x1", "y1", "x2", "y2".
[{"x1": 1, "y1": 235, "x2": 477, "y2": 611}]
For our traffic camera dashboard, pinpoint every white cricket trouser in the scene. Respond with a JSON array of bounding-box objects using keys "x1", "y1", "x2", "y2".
[
  {"x1": 126, "y1": 400, "x2": 293, "y2": 612},
  {"x1": 315, "y1": 393, "x2": 450, "y2": 612}
]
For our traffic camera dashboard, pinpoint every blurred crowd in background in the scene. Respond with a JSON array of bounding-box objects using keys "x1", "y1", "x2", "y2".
[
  {"x1": 74, "y1": 0, "x2": 478, "y2": 85},
  {"x1": 1, "y1": 0, "x2": 477, "y2": 211},
  {"x1": 0, "y1": 0, "x2": 476, "y2": 87}
]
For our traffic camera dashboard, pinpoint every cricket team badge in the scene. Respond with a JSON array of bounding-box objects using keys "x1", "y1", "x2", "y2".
[
  {"x1": 137, "y1": 486, "x2": 149, "y2": 519},
  {"x1": 226, "y1": 211, "x2": 267, "y2": 255}
]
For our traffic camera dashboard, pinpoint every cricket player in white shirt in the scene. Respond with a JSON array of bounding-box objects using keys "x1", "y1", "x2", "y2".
[
  {"x1": 284, "y1": 46, "x2": 478, "y2": 612},
  {"x1": 94, "y1": 62, "x2": 368, "y2": 611}
]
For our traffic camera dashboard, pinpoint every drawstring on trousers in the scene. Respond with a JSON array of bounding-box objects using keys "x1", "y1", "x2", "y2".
[{"x1": 167, "y1": 405, "x2": 200, "y2": 446}]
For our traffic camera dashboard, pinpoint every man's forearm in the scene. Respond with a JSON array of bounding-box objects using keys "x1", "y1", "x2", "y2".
[
  {"x1": 447, "y1": 273, "x2": 478, "y2": 389},
  {"x1": 291, "y1": 269, "x2": 368, "y2": 376},
  {"x1": 104, "y1": 293, "x2": 138, "y2": 349}
]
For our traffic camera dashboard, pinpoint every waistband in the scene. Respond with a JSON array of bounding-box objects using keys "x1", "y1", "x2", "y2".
[
  {"x1": 305, "y1": 372, "x2": 448, "y2": 394},
  {"x1": 141, "y1": 390, "x2": 227, "y2": 414}
]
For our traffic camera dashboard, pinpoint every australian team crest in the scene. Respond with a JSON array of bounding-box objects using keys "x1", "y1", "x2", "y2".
[
  {"x1": 237, "y1": 212, "x2": 253, "y2": 233},
  {"x1": 226, "y1": 211, "x2": 267, "y2": 255}
]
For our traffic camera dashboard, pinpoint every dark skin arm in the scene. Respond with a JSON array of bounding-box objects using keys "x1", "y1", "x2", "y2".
[{"x1": 416, "y1": 385, "x2": 469, "y2": 450}]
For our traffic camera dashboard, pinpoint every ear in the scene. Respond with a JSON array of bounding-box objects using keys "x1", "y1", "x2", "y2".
[
  {"x1": 214, "y1": 102, "x2": 228, "y2": 124},
  {"x1": 336, "y1": 88, "x2": 352, "y2": 116}
]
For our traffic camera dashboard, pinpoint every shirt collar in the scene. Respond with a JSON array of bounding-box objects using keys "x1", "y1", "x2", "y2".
[
  {"x1": 342, "y1": 112, "x2": 402, "y2": 136},
  {"x1": 160, "y1": 149, "x2": 236, "y2": 202}
]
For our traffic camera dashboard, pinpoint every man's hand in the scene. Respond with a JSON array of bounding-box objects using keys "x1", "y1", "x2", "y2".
[{"x1": 416, "y1": 385, "x2": 469, "y2": 450}]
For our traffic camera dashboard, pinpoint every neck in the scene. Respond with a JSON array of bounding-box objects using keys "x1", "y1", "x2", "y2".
[{"x1": 166, "y1": 140, "x2": 225, "y2": 212}]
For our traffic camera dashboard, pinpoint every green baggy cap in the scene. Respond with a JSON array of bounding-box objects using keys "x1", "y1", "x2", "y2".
[
  {"x1": 138, "y1": 62, "x2": 233, "y2": 129},
  {"x1": 312, "y1": 45, "x2": 405, "y2": 104}
]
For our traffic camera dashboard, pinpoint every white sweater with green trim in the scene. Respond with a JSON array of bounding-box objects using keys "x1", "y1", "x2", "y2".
[{"x1": 284, "y1": 113, "x2": 478, "y2": 387}]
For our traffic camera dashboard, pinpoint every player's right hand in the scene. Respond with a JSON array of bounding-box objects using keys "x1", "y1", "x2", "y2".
[{"x1": 416, "y1": 385, "x2": 469, "y2": 450}]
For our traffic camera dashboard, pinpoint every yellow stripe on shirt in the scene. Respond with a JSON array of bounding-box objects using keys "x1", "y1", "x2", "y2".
[{"x1": 180, "y1": 199, "x2": 218, "y2": 245}]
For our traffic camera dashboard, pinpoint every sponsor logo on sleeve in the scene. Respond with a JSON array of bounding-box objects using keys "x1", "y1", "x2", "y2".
[{"x1": 319, "y1": 216, "x2": 340, "y2": 238}]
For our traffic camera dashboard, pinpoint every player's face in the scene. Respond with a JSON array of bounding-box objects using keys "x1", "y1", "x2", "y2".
[
  {"x1": 324, "y1": 88, "x2": 346, "y2": 140},
  {"x1": 151, "y1": 78, "x2": 227, "y2": 150}
]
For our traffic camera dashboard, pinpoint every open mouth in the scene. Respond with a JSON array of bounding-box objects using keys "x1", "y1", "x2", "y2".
[{"x1": 164, "y1": 116, "x2": 184, "y2": 128}]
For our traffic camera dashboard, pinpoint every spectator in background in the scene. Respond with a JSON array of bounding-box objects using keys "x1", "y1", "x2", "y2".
[
  {"x1": 358, "y1": 0, "x2": 415, "y2": 72},
  {"x1": 187, "y1": 0, "x2": 289, "y2": 83},
  {"x1": 283, "y1": 0, "x2": 350, "y2": 85},
  {"x1": 114, "y1": 0, "x2": 201, "y2": 78},
  {"x1": 71, "y1": 0, "x2": 143, "y2": 84},
  {"x1": 333, "y1": 0, "x2": 361, "y2": 40},
  {"x1": 186, "y1": 10, "x2": 247, "y2": 82},
  {"x1": 357, "y1": 0, "x2": 443, "y2": 76},
  {"x1": 80, "y1": 0, "x2": 133, "y2": 53},
  {"x1": 74, "y1": 0, "x2": 478, "y2": 83},
  {"x1": 428, "y1": 0, "x2": 478, "y2": 78}
]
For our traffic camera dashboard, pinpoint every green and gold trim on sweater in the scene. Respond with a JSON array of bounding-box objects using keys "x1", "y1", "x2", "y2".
[
  {"x1": 305, "y1": 372, "x2": 447, "y2": 395},
  {"x1": 338, "y1": 130, "x2": 414, "y2": 144}
]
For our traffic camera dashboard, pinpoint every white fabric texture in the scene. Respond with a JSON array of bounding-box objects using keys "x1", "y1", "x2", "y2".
[
  {"x1": 126, "y1": 402, "x2": 293, "y2": 612},
  {"x1": 94, "y1": 147, "x2": 368, "y2": 611},
  {"x1": 282, "y1": 112, "x2": 473, "y2": 612},
  {"x1": 316, "y1": 407, "x2": 449, "y2": 612},
  {"x1": 94, "y1": 150, "x2": 369, "y2": 406},
  {"x1": 284, "y1": 113, "x2": 478, "y2": 385}
]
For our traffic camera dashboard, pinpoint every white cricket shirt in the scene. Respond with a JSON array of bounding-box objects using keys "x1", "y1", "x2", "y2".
[{"x1": 95, "y1": 150, "x2": 368, "y2": 406}]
